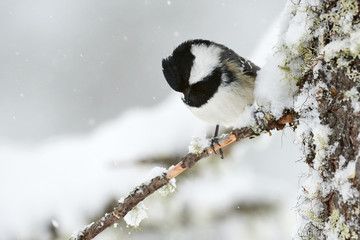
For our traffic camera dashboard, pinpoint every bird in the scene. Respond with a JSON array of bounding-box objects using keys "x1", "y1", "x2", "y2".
[{"x1": 162, "y1": 39, "x2": 260, "y2": 158}]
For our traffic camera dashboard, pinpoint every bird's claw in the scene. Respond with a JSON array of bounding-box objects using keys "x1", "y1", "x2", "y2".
[{"x1": 210, "y1": 137, "x2": 224, "y2": 159}]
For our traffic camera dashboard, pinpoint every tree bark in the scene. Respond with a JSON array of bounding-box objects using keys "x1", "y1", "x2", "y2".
[{"x1": 292, "y1": 0, "x2": 360, "y2": 239}]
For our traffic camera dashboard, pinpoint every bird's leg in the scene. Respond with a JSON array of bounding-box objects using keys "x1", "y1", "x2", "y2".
[{"x1": 210, "y1": 124, "x2": 224, "y2": 159}]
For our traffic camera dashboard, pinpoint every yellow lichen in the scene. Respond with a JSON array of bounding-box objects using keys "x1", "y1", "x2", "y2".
[
  {"x1": 339, "y1": 223, "x2": 351, "y2": 240},
  {"x1": 328, "y1": 209, "x2": 353, "y2": 240},
  {"x1": 307, "y1": 210, "x2": 323, "y2": 223},
  {"x1": 329, "y1": 209, "x2": 340, "y2": 229},
  {"x1": 320, "y1": 0, "x2": 359, "y2": 38},
  {"x1": 351, "y1": 231, "x2": 359, "y2": 239}
]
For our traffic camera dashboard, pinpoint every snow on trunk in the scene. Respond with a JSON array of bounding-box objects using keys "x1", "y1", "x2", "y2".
[{"x1": 271, "y1": 0, "x2": 360, "y2": 239}]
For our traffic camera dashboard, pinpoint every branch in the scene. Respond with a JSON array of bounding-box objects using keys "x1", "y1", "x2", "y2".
[{"x1": 71, "y1": 111, "x2": 295, "y2": 240}]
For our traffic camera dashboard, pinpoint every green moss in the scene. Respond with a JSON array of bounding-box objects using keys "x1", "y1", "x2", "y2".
[{"x1": 278, "y1": 64, "x2": 291, "y2": 72}]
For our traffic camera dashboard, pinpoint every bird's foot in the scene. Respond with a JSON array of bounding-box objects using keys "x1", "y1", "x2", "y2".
[{"x1": 210, "y1": 137, "x2": 224, "y2": 159}]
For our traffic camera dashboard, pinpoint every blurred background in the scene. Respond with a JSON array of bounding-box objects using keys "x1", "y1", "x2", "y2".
[
  {"x1": 0, "y1": 0, "x2": 307, "y2": 240},
  {"x1": 0, "y1": 0, "x2": 286, "y2": 142}
]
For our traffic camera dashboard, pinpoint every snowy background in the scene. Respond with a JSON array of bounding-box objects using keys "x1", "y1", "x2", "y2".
[{"x1": 0, "y1": 0, "x2": 306, "y2": 239}]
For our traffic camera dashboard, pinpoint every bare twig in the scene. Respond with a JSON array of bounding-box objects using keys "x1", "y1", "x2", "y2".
[{"x1": 71, "y1": 112, "x2": 295, "y2": 240}]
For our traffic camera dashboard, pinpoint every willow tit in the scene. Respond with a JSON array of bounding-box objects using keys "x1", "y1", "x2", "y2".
[{"x1": 162, "y1": 39, "x2": 260, "y2": 157}]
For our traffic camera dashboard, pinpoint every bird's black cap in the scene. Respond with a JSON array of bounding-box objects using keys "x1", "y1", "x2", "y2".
[
  {"x1": 162, "y1": 39, "x2": 213, "y2": 93},
  {"x1": 162, "y1": 40, "x2": 224, "y2": 108}
]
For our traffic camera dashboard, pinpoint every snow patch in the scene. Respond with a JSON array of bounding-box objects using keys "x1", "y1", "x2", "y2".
[
  {"x1": 143, "y1": 167, "x2": 167, "y2": 185},
  {"x1": 323, "y1": 40, "x2": 350, "y2": 62},
  {"x1": 345, "y1": 87, "x2": 360, "y2": 112},
  {"x1": 285, "y1": 8, "x2": 308, "y2": 47},
  {"x1": 255, "y1": 50, "x2": 298, "y2": 118},
  {"x1": 334, "y1": 161, "x2": 358, "y2": 203},
  {"x1": 350, "y1": 30, "x2": 360, "y2": 55},
  {"x1": 254, "y1": 0, "x2": 310, "y2": 118}
]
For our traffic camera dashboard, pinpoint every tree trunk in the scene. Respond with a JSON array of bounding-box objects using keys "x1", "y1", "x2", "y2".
[{"x1": 290, "y1": 0, "x2": 360, "y2": 239}]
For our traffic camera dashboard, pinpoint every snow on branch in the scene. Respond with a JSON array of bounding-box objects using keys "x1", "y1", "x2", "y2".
[{"x1": 70, "y1": 111, "x2": 295, "y2": 240}]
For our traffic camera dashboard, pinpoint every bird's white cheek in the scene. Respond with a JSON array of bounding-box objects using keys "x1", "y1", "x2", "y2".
[{"x1": 189, "y1": 44, "x2": 222, "y2": 85}]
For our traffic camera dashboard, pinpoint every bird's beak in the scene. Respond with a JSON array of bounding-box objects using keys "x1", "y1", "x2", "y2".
[{"x1": 182, "y1": 88, "x2": 191, "y2": 104}]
